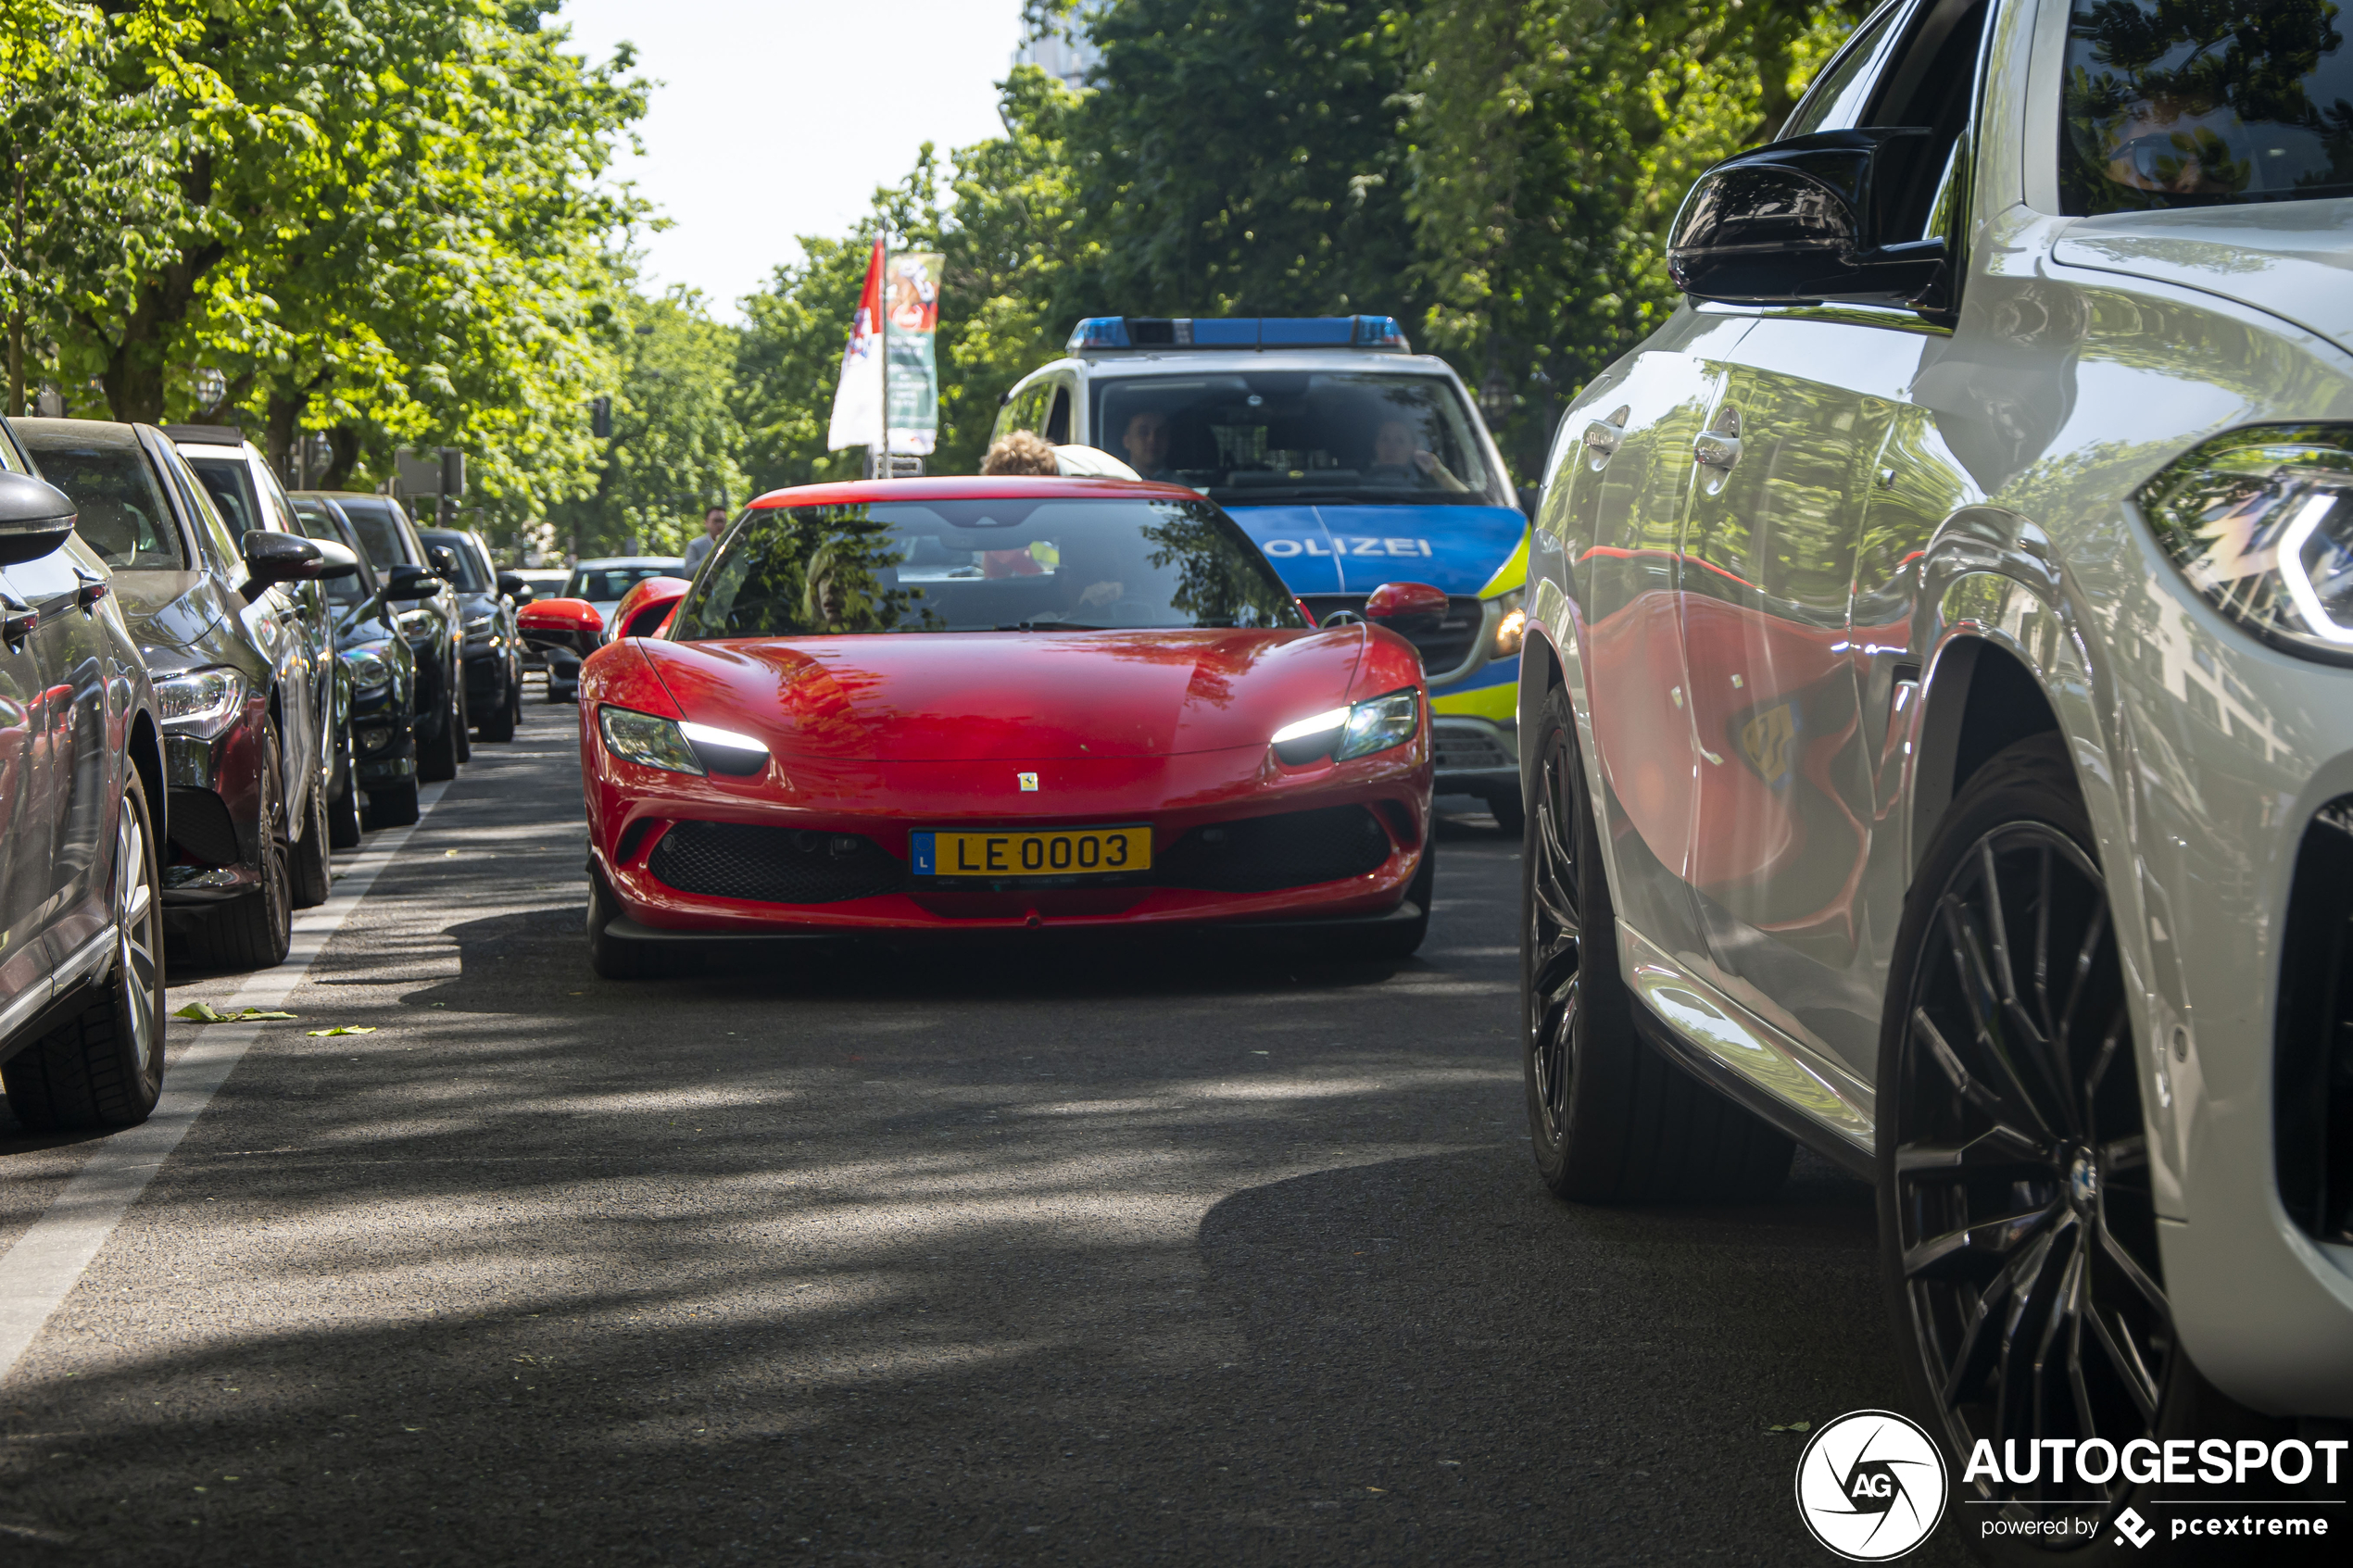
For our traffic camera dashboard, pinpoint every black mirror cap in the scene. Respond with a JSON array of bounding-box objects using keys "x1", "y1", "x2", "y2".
[
  {"x1": 1667, "y1": 128, "x2": 1948, "y2": 310},
  {"x1": 240, "y1": 529, "x2": 352, "y2": 596},
  {"x1": 426, "y1": 545, "x2": 459, "y2": 577},
  {"x1": 0, "y1": 471, "x2": 75, "y2": 566},
  {"x1": 382, "y1": 562, "x2": 446, "y2": 600},
  {"x1": 497, "y1": 571, "x2": 527, "y2": 598}
]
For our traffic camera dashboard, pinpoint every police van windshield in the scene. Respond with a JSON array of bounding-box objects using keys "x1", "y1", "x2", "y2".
[{"x1": 1091, "y1": 371, "x2": 1504, "y2": 508}]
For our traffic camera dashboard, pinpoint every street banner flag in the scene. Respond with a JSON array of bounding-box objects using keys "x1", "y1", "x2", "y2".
[
  {"x1": 825, "y1": 239, "x2": 886, "y2": 451},
  {"x1": 886, "y1": 252, "x2": 942, "y2": 456}
]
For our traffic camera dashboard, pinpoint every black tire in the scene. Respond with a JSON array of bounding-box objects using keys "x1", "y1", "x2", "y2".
[
  {"x1": 184, "y1": 720, "x2": 294, "y2": 972},
  {"x1": 327, "y1": 728, "x2": 363, "y2": 849},
  {"x1": 478, "y1": 664, "x2": 517, "y2": 742},
  {"x1": 418, "y1": 680, "x2": 458, "y2": 782},
  {"x1": 291, "y1": 766, "x2": 331, "y2": 908},
  {"x1": 1521, "y1": 682, "x2": 1793, "y2": 1202},
  {"x1": 365, "y1": 779, "x2": 421, "y2": 830},
  {"x1": 1486, "y1": 784, "x2": 1526, "y2": 840},
  {"x1": 2, "y1": 771, "x2": 167, "y2": 1130},
  {"x1": 586, "y1": 873, "x2": 686, "y2": 980},
  {"x1": 1877, "y1": 734, "x2": 2291, "y2": 1562}
]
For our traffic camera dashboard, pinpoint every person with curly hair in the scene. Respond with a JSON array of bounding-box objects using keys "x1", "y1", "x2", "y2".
[{"x1": 979, "y1": 430, "x2": 1061, "y2": 475}]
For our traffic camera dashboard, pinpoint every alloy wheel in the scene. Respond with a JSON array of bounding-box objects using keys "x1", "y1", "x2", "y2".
[
  {"x1": 1892, "y1": 822, "x2": 2165, "y2": 1522},
  {"x1": 116, "y1": 801, "x2": 161, "y2": 1081},
  {"x1": 1525, "y1": 717, "x2": 1584, "y2": 1145}
]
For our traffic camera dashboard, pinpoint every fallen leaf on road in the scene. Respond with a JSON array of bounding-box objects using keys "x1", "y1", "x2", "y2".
[
  {"x1": 174, "y1": 1003, "x2": 296, "y2": 1023},
  {"x1": 444, "y1": 849, "x2": 459, "y2": 857},
  {"x1": 1765, "y1": 1421, "x2": 1812, "y2": 1435},
  {"x1": 306, "y1": 1026, "x2": 379, "y2": 1037}
]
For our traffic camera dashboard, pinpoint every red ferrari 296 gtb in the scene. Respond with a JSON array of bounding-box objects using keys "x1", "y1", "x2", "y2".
[{"x1": 555, "y1": 476, "x2": 1440, "y2": 976}]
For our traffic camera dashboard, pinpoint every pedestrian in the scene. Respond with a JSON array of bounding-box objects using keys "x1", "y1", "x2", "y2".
[
  {"x1": 979, "y1": 430, "x2": 1060, "y2": 476},
  {"x1": 683, "y1": 505, "x2": 727, "y2": 571}
]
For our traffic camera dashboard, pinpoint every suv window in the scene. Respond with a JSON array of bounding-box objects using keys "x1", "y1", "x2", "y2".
[
  {"x1": 290, "y1": 500, "x2": 378, "y2": 606},
  {"x1": 2061, "y1": 0, "x2": 2353, "y2": 214},
  {"x1": 185, "y1": 454, "x2": 262, "y2": 536},
  {"x1": 336, "y1": 497, "x2": 421, "y2": 571},
  {"x1": 1864, "y1": 0, "x2": 1991, "y2": 244},
  {"x1": 162, "y1": 447, "x2": 246, "y2": 571},
  {"x1": 422, "y1": 529, "x2": 491, "y2": 591},
  {"x1": 1782, "y1": 0, "x2": 1912, "y2": 138}
]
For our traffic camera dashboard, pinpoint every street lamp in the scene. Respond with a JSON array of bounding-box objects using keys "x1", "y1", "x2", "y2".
[{"x1": 1479, "y1": 365, "x2": 1513, "y2": 426}]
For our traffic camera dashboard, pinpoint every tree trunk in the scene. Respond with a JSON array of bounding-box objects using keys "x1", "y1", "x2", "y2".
[
  {"x1": 320, "y1": 423, "x2": 365, "y2": 492},
  {"x1": 267, "y1": 391, "x2": 301, "y2": 477},
  {"x1": 7, "y1": 144, "x2": 22, "y2": 420}
]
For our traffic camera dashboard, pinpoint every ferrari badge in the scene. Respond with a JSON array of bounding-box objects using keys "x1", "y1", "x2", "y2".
[{"x1": 1018, "y1": 772, "x2": 1039, "y2": 791}]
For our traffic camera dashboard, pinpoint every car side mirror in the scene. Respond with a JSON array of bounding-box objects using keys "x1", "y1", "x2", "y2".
[
  {"x1": 605, "y1": 575, "x2": 692, "y2": 644},
  {"x1": 1364, "y1": 580, "x2": 1449, "y2": 638},
  {"x1": 426, "y1": 544, "x2": 459, "y2": 579},
  {"x1": 497, "y1": 571, "x2": 529, "y2": 602},
  {"x1": 517, "y1": 596, "x2": 605, "y2": 661},
  {"x1": 383, "y1": 562, "x2": 445, "y2": 600},
  {"x1": 0, "y1": 471, "x2": 76, "y2": 566},
  {"x1": 239, "y1": 530, "x2": 355, "y2": 599},
  {"x1": 1667, "y1": 128, "x2": 1948, "y2": 311}
]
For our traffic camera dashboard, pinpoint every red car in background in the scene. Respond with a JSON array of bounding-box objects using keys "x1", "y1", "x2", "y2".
[{"x1": 545, "y1": 476, "x2": 1439, "y2": 977}]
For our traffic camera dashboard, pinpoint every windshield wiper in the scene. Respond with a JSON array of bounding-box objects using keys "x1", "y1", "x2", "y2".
[{"x1": 997, "y1": 620, "x2": 1115, "y2": 632}]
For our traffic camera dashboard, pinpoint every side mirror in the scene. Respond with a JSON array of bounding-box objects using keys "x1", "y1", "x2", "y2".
[
  {"x1": 383, "y1": 562, "x2": 445, "y2": 600},
  {"x1": 1363, "y1": 580, "x2": 1450, "y2": 638},
  {"x1": 1666, "y1": 129, "x2": 1947, "y2": 310},
  {"x1": 605, "y1": 576, "x2": 692, "y2": 644},
  {"x1": 517, "y1": 596, "x2": 605, "y2": 661},
  {"x1": 0, "y1": 471, "x2": 75, "y2": 566},
  {"x1": 426, "y1": 545, "x2": 459, "y2": 579},
  {"x1": 497, "y1": 571, "x2": 528, "y2": 601},
  {"x1": 239, "y1": 530, "x2": 355, "y2": 598}
]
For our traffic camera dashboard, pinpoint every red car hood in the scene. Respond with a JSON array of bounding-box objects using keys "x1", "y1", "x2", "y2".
[{"x1": 640, "y1": 628, "x2": 1368, "y2": 761}]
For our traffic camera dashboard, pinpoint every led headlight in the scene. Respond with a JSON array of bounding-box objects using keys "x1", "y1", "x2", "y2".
[
  {"x1": 155, "y1": 667, "x2": 247, "y2": 738},
  {"x1": 678, "y1": 721, "x2": 770, "y2": 777},
  {"x1": 2139, "y1": 425, "x2": 2353, "y2": 662},
  {"x1": 598, "y1": 706, "x2": 704, "y2": 775},
  {"x1": 1269, "y1": 689, "x2": 1419, "y2": 765},
  {"x1": 1490, "y1": 588, "x2": 1527, "y2": 659},
  {"x1": 343, "y1": 646, "x2": 391, "y2": 695}
]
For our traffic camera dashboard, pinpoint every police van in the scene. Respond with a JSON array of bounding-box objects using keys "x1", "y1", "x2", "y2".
[{"x1": 992, "y1": 315, "x2": 1530, "y2": 829}]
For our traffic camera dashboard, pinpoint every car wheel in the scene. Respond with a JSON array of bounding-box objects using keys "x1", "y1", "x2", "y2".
[
  {"x1": 478, "y1": 665, "x2": 517, "y2": 742},
  {"x1": 586, "y1": 872, "x2": 686, "y2": 980},
  {"x1": 328, "y1": 727, "x2": 363, "y2": 849},
  {"x1": 291, "y1": 767, "x2": 332, "y2": 908},
  {"x1": 183, "y1": 719, "x2": 294, "y2": 972},
  {"x1": 365, "y1": 780, "x2": 422, "y2": 830},
  {"x1": 1, "y1": 771, "x2": 167, "y2": 1130},
  {"x1": 418, "y1": 682, "x2": 458, "y2": 782},
  {"x1": 1521, "y1": 683, "x2": 1793, "y2": 1202},
  {"x1": 1878, "y1": 734, "x2": 2285, "y2": 1558},
  {"x1": 1486, "y1": 784, "x2": 1525, "y2": 840}
]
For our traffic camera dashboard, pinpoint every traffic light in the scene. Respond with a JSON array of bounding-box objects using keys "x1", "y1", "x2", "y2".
[{"x1": 591, "y1": 395, "x2": 612, "y2": 439}]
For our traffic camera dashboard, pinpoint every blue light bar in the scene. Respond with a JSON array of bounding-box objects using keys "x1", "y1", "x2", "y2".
[{"x1": 1064, "y1": 314, "x2": 1412, "y2": 354}]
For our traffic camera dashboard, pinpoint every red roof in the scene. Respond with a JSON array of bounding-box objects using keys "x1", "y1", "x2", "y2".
[{"x1": 748, "y1": 475, "x2": 1198, "y2": 508}]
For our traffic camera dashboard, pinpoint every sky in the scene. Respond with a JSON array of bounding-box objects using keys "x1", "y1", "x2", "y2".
[{"x1": 555, "y1": 1, "x2": 1035, "y2": 319}]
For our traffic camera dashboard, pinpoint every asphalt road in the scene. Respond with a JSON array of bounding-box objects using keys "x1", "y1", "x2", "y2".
[{"x1": 0, "y1": 699, "x2": 1963, "y2": 1566}]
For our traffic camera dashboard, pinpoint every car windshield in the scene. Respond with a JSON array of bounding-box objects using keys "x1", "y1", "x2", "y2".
[
  {"x1": 2062, "y1": 0, "x2": 2353, "y2": 213},
  {"x1": 20, "y1": 437, "x2": 186, "y2": 570},
  {"x1": 290, "y1": 501, "x2": 372, "y2": 606},
  {"x1": 568, "y1": 564, "x2": 683, "y2": 602},
  {"x1": 423, "y1": 531, "x2": 491, "y2": 592},
  {"x1": 1090, "y1": 370, "x2": 1503, "y2": 507},
  {"x1": 673, "y1": 496, "x2": 1308, "y2": 639}
]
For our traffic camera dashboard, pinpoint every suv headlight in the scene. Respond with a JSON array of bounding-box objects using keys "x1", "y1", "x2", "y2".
[
  {"x1": 156, "y1": 667, "x2": 247, "y2": 738},
  {"x1": 2140, "y1": 425, "x2": 2353, "y2": 662},
  {"x1": 598, "y1": 706, "x2": 703, "y2": 775},
  {"x1": 1269, "y1": 688, "x2": 1419, "y2": 765},
  {"x1": 1490, "y1": 588, "x2": 1527, "y2": 658}
]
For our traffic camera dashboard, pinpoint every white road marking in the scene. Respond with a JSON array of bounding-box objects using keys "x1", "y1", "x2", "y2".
[{"x1": 0, "y1": 781, "x2": 453, "y2": 1384}]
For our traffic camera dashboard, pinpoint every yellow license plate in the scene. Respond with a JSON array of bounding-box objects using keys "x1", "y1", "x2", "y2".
[{"x1": 912, "y1": 825, "x2": 1151, "y2": 879}]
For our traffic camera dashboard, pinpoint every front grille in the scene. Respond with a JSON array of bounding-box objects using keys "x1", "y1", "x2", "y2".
[
  {"x1": 1302, "y1": 595, "x2": 1484, "y2": 680},
  {"x1": 1159, "y1": 805, "x2": 1392, "y2": 893},
  {"x1": 647, "y1": 822, "x2": 906, "y2": 905},
  {"x1": 2277, "y1": 800, "x2": 2353, "y2": 1244},
  {"x1": 1434, "y1": 721, "x2": 1516, "y2": 771},
  {"x1": 168, "y1": 786, "x2": 242, "y2": 866}
]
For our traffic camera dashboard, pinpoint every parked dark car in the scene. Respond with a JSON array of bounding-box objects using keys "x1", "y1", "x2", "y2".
[
  {"x1": 169, "y1": 427, "x2": 347, "y2": 866},
  {"x1": 0, "y1": 419, "x2": 170, "y2": 1130},
  {"x1": 296, "y1": 492, "x2": 466, "y2": 782},
  {"x1": 420, "y1": 525, "x2": 522, "y2": 742},
  {"x1": 19, "y1": 419, "x2": 355, "y2": 972},
  {"x1": 289, "y1": 495, "x2": 421, "y2": 834}
]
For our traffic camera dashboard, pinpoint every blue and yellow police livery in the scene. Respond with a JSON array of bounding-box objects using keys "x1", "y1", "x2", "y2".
[{"x1": 992, "y1": 315, "x2": 1529, "y2": 826}]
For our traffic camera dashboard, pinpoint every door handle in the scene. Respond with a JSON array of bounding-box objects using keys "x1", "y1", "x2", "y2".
[
  {"x1": 74, "y1": 566, "x2": 107, "y2": 612},
  {"x1": 1692, "y1": 431, "x2": 1742, "y2": 471},
  {"x1": 2, "y1": 607, "x2": 35, "y2": 648},
  {"x1": 1581, "y1": 404, "x2": 1631, "y2": 466}
]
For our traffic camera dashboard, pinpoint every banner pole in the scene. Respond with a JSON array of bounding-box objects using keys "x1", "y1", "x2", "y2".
[{"x1": 876, "y1": 234, "x2": 889, "y2": 479}]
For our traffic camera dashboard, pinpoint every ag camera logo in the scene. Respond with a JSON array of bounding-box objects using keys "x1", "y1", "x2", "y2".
[{"x1": 1795, "y1": 1410, "x2": 1948, "y2": 1561}]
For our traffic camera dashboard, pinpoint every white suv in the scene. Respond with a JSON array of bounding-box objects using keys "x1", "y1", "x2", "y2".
[{"x1": 1521, "y1": 0, "x2": 2353, "y2": 1534}]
